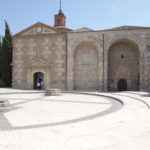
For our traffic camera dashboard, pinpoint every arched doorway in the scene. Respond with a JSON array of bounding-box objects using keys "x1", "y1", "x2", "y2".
[
  {"x1": 33, "y1": 72, "x2": 44, "y2": 90},
  {"x1": 117, "y1": 79, "x2": 127, "y2": 91},
  {"x1": 108, "y1": 40, "x2": 140, "y2": 91},
  {"x1": 74, "y1": 42, "x2": 98, "y2": 90}
]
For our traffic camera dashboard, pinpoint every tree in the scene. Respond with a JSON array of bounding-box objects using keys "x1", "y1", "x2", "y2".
[
  {"x1": 0, "y1": 37, "x2": 1, "y2": 49},
  {"x1": 0, "y1": 35, "x2": 5, "y2": 86},
  {"x1": 1, "y1": 21, "x2": 13, "y2": 87}
]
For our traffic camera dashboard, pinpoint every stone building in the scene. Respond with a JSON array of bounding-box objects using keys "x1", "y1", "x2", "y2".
[{"x1": 12, "y1": 8, "x2": 150, "y2": 91}]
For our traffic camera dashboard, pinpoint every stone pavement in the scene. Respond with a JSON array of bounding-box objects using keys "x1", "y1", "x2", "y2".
[{"x1": 0, "y1": 89, "x2": 150, "y2": 150}]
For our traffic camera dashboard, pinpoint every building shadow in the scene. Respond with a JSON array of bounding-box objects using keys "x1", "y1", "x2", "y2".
[
  {"x1": 0, "y1": 105, "x2": 22, "y2": 130},
  {"x1": 113, "y1": 93, "x2": 150, "y2": 109},
  {"x1": 125, "y1": 91, "x2": 150, "y2": 97}
]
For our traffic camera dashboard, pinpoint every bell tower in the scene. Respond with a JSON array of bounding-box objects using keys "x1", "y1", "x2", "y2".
[{"x1": 54, "y1": 0, "x2": 66, "y2": 27}]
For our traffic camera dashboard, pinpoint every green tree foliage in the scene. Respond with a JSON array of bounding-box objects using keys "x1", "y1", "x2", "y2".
[
  {"x1": 0, "y1": 35, "x2": 5, "y2": 86},
  {"x1": 0, "y1": 37, "x2": 1, "y2": 49},
  {"x1": 1, "y1": 21, "x2": 13, "y2": 87}
]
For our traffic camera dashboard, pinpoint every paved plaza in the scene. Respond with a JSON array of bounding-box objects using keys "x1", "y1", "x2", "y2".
[{"x1": 0, "y1": 89, "x2": 150, "y2": 150}]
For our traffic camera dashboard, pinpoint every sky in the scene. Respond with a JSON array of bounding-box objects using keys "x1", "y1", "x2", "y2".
[{"x1": 0, "y1": 0, "x2": 150, "y2": 35}]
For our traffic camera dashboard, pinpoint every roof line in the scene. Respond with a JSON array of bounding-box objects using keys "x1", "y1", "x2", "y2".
[{"x1": 13, "y1": 22, "x2": 57, "y2": 38}]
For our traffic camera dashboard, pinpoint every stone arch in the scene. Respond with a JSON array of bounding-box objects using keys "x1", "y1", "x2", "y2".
[
  {"x1": 108, "y1": 39, "x2": 140, "y2": 91},
  {"x1": 33, "y1": 72, "x2": 44, "y2": 90},
  {"x1": 74, "y1": 41, "x2": 99, "y2": 90},
  {"x1": 26, "y1": 67, "x2": 50, "y2": 90}
]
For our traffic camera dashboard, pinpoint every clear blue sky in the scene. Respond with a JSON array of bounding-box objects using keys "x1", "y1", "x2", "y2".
[{"x1": 0, "y1": 0, "x2": 150, "y2": 35}]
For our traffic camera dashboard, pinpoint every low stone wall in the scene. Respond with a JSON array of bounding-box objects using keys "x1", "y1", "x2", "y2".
[{"x1": 45, "y1": 89, "x2": 62, "y2": 96}]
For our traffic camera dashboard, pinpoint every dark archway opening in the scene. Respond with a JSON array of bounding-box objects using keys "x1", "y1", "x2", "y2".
[
  {"x1": 33, "y1": 72, "x2": 44, "y2": 90},
  {"x1": 117, "y1": 79, "x2": 127, "y2": 91}
]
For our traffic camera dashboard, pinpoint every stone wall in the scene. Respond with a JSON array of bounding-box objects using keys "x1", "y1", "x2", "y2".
[
  {"x1": 67, "y1": 31, "x2": 104, "y2": 91},
  {"x1": 103, "y1": 30, "x2": 147, "y2": 91},
  {"x1": 13, "y1": 26, "x2": 150, "y2": 91},
  {"x1": 143, "y1": 34, "x2": 150, "y2": 91},
  {"x1": 13, "y1": 33, "x2": 67, "y2": 90},
  {"x1": 74, "y1": 42, "x2": 99, "y2": 90},
  {"x1": 108, "y1": 41, "x2": 140, "y2": 91}
]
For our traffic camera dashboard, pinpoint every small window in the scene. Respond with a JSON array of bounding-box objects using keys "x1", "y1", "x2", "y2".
[
  {"x1": 121, "y1": 54, "x2": 124, "y2": 59},
  {"x1": 147, "y1": 45, "x2": 150, "y2": 52}
]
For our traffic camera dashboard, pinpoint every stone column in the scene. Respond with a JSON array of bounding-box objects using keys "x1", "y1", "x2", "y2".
[{"x1": 67, "y1": 39, "x2": 74, "y2": 91}]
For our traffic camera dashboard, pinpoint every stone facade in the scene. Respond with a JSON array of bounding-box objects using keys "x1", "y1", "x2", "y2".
[
  {"x1": 12, "y1": 23, "x2": 150, "y2": 91},
  {"x1": 13, "y1": 23, "x2": 67, "y2": 90},
  {"x1": 108, "y1": 41, "x2": 140, "y2": 91}
]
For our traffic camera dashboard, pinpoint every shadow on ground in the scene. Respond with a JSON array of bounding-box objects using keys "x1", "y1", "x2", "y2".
[{"x1": 0, "y1": 93, "x2": 123, "y2": 131}]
